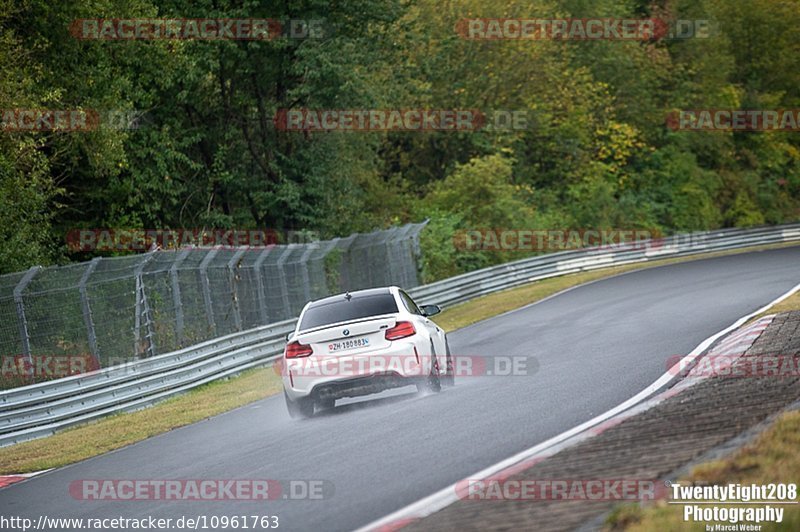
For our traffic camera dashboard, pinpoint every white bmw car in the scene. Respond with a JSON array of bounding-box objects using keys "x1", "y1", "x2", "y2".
[{"x1": 281, "y1": 286, "x2": 454, "y2": 418}]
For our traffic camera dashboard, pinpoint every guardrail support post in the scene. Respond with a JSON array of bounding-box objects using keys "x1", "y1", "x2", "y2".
[
  {"x1": 79, "y1": 258, "x2": 101, "y2": 361},
  {"x1": 13, "y1": 266, "x2": 41, "y2": 365}
]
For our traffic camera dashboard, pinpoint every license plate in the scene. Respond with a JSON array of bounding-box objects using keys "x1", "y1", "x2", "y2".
[{"x1": 328, "y1": 337, "x2": 370, "y2": 352}]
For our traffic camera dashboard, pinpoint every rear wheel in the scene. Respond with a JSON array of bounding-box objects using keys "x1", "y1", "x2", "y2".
[
  {"x1": 442, "y1": 339, "x2": 455, "y2": 388},
  {"x1": 416, "y1": 341, "x2": 442, "y2": 393},
  {"x1": 284, "y1": 390, "x2": 314, "y2": 419},
  {"x1": 317, "y1": 397, "x2": 335, "y2": 410}
]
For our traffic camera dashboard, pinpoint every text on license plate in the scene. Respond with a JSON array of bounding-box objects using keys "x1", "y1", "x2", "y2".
[{"x1": 328, "y1": 338, "x2": 370, "y2": 352}]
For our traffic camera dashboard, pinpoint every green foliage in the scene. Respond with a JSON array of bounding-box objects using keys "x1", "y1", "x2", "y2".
[
  {"x1": 0, "y1": 0, "x2": 798, "y2": 276},
  {"x1": 425, "y1": 154, "x2": 534, "y2": 229},
  {"x1": 416, "y1": 211, "x2": 464, "y2": 284},
  {"x1": 0, "y1": 144, "x2": 60, "y2": 273}
]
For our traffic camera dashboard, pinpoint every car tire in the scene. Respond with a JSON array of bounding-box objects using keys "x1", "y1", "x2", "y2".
[
  {"x1": 284, "y1": 390, "x2": 315, "y2": 419},
  {"x1": 317, "y1": 397, "x2": 335, "y2": 410},
  {"x1": 416, "y1": 341, "x2": 442, "y2": 393},
  {"x1": 442, "y1": 339, "x2": 455, "y2": 388}
]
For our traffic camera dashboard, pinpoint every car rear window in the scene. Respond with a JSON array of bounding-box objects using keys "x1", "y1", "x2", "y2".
[{"x1": 299, "y1": 294, "x2": 399, "y2": 331}]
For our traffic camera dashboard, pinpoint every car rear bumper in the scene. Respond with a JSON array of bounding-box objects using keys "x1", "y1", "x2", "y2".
[
  {"x1": 311, "y1": 372, "x2": 416, "y2": 401},
  {"x1": 282, "y1": 341, "x2": 429, "y2": 400}
]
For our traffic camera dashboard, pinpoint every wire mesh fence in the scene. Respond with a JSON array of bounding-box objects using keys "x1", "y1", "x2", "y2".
[{"x1": 0, "y1": 223, "x2": 426, "y2": 389}]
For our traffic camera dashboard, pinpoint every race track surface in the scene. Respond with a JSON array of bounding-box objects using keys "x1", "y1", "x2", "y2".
[{"x1": 2, "y1": 247, "x2": 799, "y2": 531}]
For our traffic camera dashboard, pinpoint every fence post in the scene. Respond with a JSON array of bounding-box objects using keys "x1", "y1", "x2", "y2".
[
  {"x1": 276, "y1": 246, "x2": 294, "y2": 317},
  {"x1": 299, "y1": 245, "x2": 315, "y2": 302},
  {"x1": 227, "y1": 249, "x2": 247, "y2": 331},
  {"x1": 199, "y1": 248, "x2": 219, "y2": 334},
  {"x1": 253, "y1": 246, "x2": 274, "y2": 324},
  {"x1": 133, "y1": 253, "x2": 157, "y2": 358},
  {"x1": 333, "y1": 235, "x2": 356, "y2": 291},
  {"x1": 411, "y1": 221, "x2": 428, "y2": 286},
  {"x1": 382, "y1": 227, "x2": 401, "y2": 285},
  {"x1": 170, "y1": 249, "x2": 192, "y2": 347},
  {"x1": 364, "y1": 230, "x2": 390, "y2": 287},
  {"x1": 79, "y1": 258, "x2": 101, "y2": 361},
  {"x1": 315, "y1": 238, "x2": 341, "y2": 295},
  {"x1": 13, "y1": 266, "x2": 41, "y2": 365},
  {"x1": 394, "y1": 223, "x2": 420, "y2": 287}
]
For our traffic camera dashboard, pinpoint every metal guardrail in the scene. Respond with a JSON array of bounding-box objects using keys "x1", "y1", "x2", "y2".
[
  {"x1": 1, "y1": 223, "x2": 798, "y2": 447},
  {"x1": 0, "y1": 319, "x2": 297, "y2": 446},
  {"x1": 408, "y1": 224, "x2": 800, "y2": 307}
]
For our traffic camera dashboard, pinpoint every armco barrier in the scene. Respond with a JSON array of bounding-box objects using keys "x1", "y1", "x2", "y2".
[
  {"x1": 0, "y1": 223, "x2": 798, "y2": 447},
  {"x1": 408, "y1": 224, "x2": 800, "y2": 307}
]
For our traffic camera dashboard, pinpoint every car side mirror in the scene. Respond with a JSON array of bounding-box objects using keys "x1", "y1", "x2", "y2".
[{"x1": 421, "y1": 304, "x2": 441, "y2": 317}]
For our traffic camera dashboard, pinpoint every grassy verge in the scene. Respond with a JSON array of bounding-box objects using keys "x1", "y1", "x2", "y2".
[
  {"x1": 0, "y1": 368, "x2": 284, "y2": 474},
  {"x1": 0, "y1": 241, "x2": 796, "y2": 474},
  {"x1": 605, "y1": 291, "x2": 800, "y2": 532},
  {"x1": 605, "y1": 410, "x2": 800, "y2": 531}
]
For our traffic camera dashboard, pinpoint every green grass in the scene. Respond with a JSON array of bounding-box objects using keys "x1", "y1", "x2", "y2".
[
  {"x1": 0, "y1": 367, "x2": 284, "y2": 474},
  {"x1": 0, "y1": 241, "x2": 796, "y2": 474}
]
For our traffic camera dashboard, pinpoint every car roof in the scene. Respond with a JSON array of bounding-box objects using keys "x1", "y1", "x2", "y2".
[{"x1": 306, "y1": 286, "x2": 397, "y2": 307}]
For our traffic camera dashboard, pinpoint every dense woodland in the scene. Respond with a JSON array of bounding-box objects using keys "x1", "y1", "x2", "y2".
[{"x1": 1, "y1": 0, "x2": 799, "y2": 280}]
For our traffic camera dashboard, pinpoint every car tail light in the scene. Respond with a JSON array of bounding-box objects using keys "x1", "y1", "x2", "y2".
[
  {"x1": 285, "y1": 341, "x2": 313, "y2": 358},
  {"x1": 385, "y1": 321, "x2": 416, "y2": 340}
]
